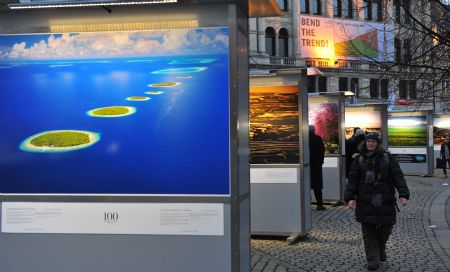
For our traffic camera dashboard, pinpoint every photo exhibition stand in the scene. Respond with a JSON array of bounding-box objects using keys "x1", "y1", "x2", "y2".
[
  {"x1": 308, "y1": 92, "x2": 346, "y2": 204},
  {"x1": 249, "y1": 70, "x2": 311, "y2": 243},
  {"x1": 345, "y1": 103, "x2": 388, "y2": 151},
  {"x1": 388, "y1": 110, "x2": 434, "y2": 176},
  {"x1": 433, "y1": 114, "x2": 450, "y2": 167},
  {"x1": 0, "y1": 2, "x2": 250, "y2": 272}
]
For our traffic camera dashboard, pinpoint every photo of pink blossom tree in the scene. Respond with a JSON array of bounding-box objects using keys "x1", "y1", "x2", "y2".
[{"x1": 309, "y1": 102, "x2": 340, "y2": 155}]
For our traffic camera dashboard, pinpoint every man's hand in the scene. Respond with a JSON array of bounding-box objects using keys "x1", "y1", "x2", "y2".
[
  {"x1": 399, "y1": 197, "x2": 408, "y2": 207},
  {"x1": 348, "y1": 200, "x2": 356, "y2": 209}
]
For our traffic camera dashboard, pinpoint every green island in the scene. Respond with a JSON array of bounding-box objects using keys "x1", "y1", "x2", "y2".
[
  {"x1": 148, "y1": 82, "x2": 181, "y2": 88},
  {"x1": 20, "y1": 130, "x2": 100, "y2": 153},
  {"x1": 87, "y1": 106, "x2": 136, "y2": 117},
  {"x1": 145, "y1": 91, "x2": 164, "y2": 95},
  {"x1": 126, "y1": 96, "x2": 150, "y2": 101}
]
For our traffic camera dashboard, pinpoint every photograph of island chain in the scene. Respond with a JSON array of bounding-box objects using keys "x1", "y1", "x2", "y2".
[
  {"x1": 309, "y1": 102, "x2": 340, "y2": 155},
  {"x1": 433, "y1": 116, "x2": 450, "y2": 145},
  {"x1": 388, "y1": 116, "x2": 427, "y2": 147},
  {"x1": 0, "y1": 28, "x2": 231, "y2": 195},
  {"x1": 249, "y1": 86, "x2": 299, "y2": 164}
]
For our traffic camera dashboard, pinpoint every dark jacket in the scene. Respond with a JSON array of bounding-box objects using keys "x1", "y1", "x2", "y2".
[
  {"x1": 309, "y1": 132, "x2": 325, "y2": 190},
  {"x1": 440, "y1": 142, "x2": 450, "y2": 159},
  {"x1": 345, "y1": 134, "x2": 365, "y2": 177},
  {"x1": 344, "y1": 150, "x2": 410, "y2": 225}
]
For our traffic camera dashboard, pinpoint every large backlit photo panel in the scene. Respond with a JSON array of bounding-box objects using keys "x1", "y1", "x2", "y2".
[
  {"x1": 309, "y1": 101, "x2": 339, "y2": 155},
  {"x1": 0, "y1": 28, "x2": 230, "y2": 195},
  {"x1": 433, "y1": 116, "x2": 450, "y2": 145},
  {"x1": 388, "y1": 116, "x2": 427, "y2": 147}
]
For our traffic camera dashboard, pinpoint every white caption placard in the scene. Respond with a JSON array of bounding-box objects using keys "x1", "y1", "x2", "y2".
[
  {"x1": 323, "y1": 157, "x2": 338, "y2": 168},
  {"x1": 250, "y1": 168, "x2": 298, "y2": 184},
  {"x1": 1, "y1": 202, "x2": 224, "y2": 236},
  {"x1": 388, "y1": 147, "x2": 426, "y2": 155}
]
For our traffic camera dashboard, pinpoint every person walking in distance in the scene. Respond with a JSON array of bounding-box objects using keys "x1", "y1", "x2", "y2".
[
  {"x1": 346, "y1": 128, "x2": 366, "y2": 178},
  {"x1": 440, "y1": 135, "x2": 450, "y2": 178},
  {"x1": 309, "y1": 125, "x2": 326, "y2": 211},
  {"x1": 344, "y1": 133, "x2": 410, "y2": 271}
]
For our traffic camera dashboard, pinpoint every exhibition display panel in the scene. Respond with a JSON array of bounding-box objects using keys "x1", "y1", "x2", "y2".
[
  {"x1": 249, "y1": 73, "x2": 311, "y2": 240},
  {"x1": 308, "y1": 93, "x2": 346, "y2": 202},
  {"x1": 388, "y1": 110, "x2": 434, "y2": 176},
  {"x1": 433, "y1": 114, "x2": 450, "y2": 166},
  {"x1": 0, "y1": 2, "x2": 250, "y2": 272},
  {"x1": 345, "y1": 104, "x2": 388, "y2": 149}
]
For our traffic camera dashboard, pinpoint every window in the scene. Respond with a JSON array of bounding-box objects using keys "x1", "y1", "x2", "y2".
[
  {"x1": 351, "y1": 78, "x2": 359, "y2": 96},
  {"x1": 381, "y1": 79, "x2": 389, "y2": 99},
  {"x1": 370, "y1": 79, "x2": 379, "y2": 98},
  {"x1": 403, "y1": 39, "x2": 411, "y2": 62},
  {"x1": 364, "y1": 0, "x2": 372, "y2": 21},
  {"x1": 277, "y1": 0, "x2": 288, "y2": 11},
  {"x1": 409, "y1": 81, "x2": 417, "y2": 99},
  {"x1": 399, "y1": 80, "x2": 407, "y2": 99},
  {"x1": 394, "y1": 38, "x2": 401, "y2": 63},
  {"x1": 343, "y1": 0, "x2": 353, "y2": 18},
  {"x1": 394, "y1": 0, "x2": 401, "y2": 23},
  {"x1": 333, "y1": 0, "x2": 342, "y2": 17},
  {"x1": 265, "y1": 27, "x2": 276, "y2": 56},
  {"x1": 374, "y1": 0, "x2": 382, "y2": 21},
  {"x1": 278, "y1": 28, "x2": 289, "y2": 57},
  {"x1": 312, "y1": 0, "x2": 321, "y2": 15},
  {"x1": 403, "y1": 1, "x2": 411, "y2": 25},
  {"x1": 308, "y1": 76, "x2": 316, "y2": 93},
  {"x1": 301, "y1": 0, "x2": 309, "y2": 14},
  {"x1": 339, "y1": 77, "x2": 348, "y2": 92},
  {"x1": 318, "y1": 77, "x2": 327, "y2": 92}
]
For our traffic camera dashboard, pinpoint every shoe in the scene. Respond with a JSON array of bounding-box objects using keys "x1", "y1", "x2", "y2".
[
  {"x1": 367, "y1": 263, "x2": 379, "y2": 271},
  {"x1": 316, "y1": 205, "x2": 326, "y2": 211}
]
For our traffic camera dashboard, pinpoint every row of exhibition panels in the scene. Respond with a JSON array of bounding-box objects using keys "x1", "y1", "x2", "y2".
[{"x1": 249, "y1": 75, "x2": 446, "y2": 240}]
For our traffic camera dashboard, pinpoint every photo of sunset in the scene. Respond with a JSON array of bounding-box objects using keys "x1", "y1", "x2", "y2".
[{"x1": 249, "y1": 86, "x2": 300, "y2": 164}]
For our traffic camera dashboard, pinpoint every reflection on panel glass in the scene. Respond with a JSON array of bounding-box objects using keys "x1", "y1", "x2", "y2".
[
  {"x1": 388, "y1": 116, "x2": 427, "y2": 147},
  {"x1": 0, "y1": 27, "x2": 230, "y2": 195},
  {"x1": 249, "y1": 86, "x2": 299, "y2": 164},
  {"x1": 433, "y1": 116, "x2": 450, "y2": 145},
  {"x1": 309, "y1": 102, "x2": 339, "y2": 155}
]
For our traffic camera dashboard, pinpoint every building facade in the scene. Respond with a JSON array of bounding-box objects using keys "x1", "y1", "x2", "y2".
[{"x1": 249, "y1": 0, "x2": 450, "y2": 113}]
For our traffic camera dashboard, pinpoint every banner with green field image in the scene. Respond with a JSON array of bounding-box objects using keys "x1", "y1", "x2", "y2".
[
  {"x1": 298, "y1": 15, "x2": 394, "y2": 61},
  {"x1": 388, "y1": 116, "x2": 427, "y2": 147}
]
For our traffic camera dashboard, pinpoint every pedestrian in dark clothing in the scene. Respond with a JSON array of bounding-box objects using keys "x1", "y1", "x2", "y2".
[
  {"x1": 344, "y1": 132, "x2": 410, "y2": 271},
  {"x1": 346, "y1": 128, "x2": 366, "y2": 178},
  {"x1": 440, "y1": 135, "x2": 450, "y2": 178},
  {"x1": 309, "y1": 125, "x2": 326, "y2": 211}
]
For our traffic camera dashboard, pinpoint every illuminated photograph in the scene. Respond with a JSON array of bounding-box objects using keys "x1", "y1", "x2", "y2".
[
  {"x1": 345, "y1": 111, "x2": 382, "y2": 139},
  {"x1": 309, "y1": 102, "x2": 339, "y2": 155},
  {"x1": 388, "y1": 116, "x2": 427, "y2": 147},
  {"x1": 249, "y1": 86, "x2": 299, "y2": 164},
  {"x1": 433, "y1": 116, "x2": 450, "y2": 145},
  {"x1": 0, "y1": 27, "x2": 230, "y2": 195}
]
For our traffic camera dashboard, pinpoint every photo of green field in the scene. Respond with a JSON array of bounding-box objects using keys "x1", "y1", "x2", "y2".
[{"x1": 388, "y1": 116, "x2": 427, "y2": 147}]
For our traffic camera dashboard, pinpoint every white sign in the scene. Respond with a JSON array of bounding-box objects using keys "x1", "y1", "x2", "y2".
[
  {"x1": 250, "y1": 168, "x2": 298, "y2": 184},
  {"x1": 298, "y1": 15, "x2": 394, "y2": 61},
  {"x1": 388, "y1": 147, "x2": 426, "y2": 155},
  {"x1": 1, "y1": 202, "x2": 224, "y2": 236},
  {"x1": 323, "y1": 157, "x2": 339, "y2": 168}
]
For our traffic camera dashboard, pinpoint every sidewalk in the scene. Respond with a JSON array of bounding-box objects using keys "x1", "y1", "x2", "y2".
[{"x1": 251, "y1": 173, "x2": 450, "y2": 271}]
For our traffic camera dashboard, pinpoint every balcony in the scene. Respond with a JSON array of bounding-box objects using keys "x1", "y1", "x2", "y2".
[{"x1": 269, "y1": 56, "x2": 297, "y2": 66}]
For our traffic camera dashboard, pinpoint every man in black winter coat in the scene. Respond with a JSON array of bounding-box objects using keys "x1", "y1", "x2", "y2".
[
  {"x1": 309, "y1": 125, "x2": 326, "y2": 210},
  {"x1": 345, "y1": 128, "x2": 365, "y2": 178},
  {"x1": 344, "y1": 133, "x2": 410, "y2": 271}
]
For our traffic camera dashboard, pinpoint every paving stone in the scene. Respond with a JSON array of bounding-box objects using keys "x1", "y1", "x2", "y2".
[{"x1": 251, "y1": 176, "x2": 450, "y2": 271}]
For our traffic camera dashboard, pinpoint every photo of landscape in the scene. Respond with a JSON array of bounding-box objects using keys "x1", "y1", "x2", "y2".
[
  {"x1": 433, "y1": 116, "x2": 450, "y2": 145},
  {"x1": 0, "y1": 27, "x2": 231, "y2": 195},
  {"x1": 345, "y1": 111, "x2": 382, "y2": 139},
  {"x1": 309, "y1": 101, "x2": 340, "y2": 155},
  {"x1": 249, "y1": 86, "x2": 299, "y2": 164},
  {"x1": 388, "y1": 116, "x2": 427, "y2": 147}
]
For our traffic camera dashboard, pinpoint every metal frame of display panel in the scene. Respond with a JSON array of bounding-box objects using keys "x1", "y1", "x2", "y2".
[
  {"x1": 248, "y1": 72, "x2": 311, "y2": 242},
  {"x1": 432, "y1": 114, "x2": 450, "y2": 168},
  {"x1": 0, "y1": 2, "x2": 250, "y2": 272},
  {"x1": 388, "y1": 110, "x2": 434, "y2": 176},
  {"x1": 345, "y1": 103, "x2": 388, "y2": 150},
  {"x1": 308, "y1": 92, "x2": 346, "y2": 203}
]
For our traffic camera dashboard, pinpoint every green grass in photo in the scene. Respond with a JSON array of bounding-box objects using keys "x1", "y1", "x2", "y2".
[{"x1": 388, "y1": 127, "x2": 427, "y2": 146}]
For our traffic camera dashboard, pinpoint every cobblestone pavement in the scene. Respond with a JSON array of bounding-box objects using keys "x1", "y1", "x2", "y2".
[{"x1": 251, "y1": 174, "x2": 450, "y2": 272}]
